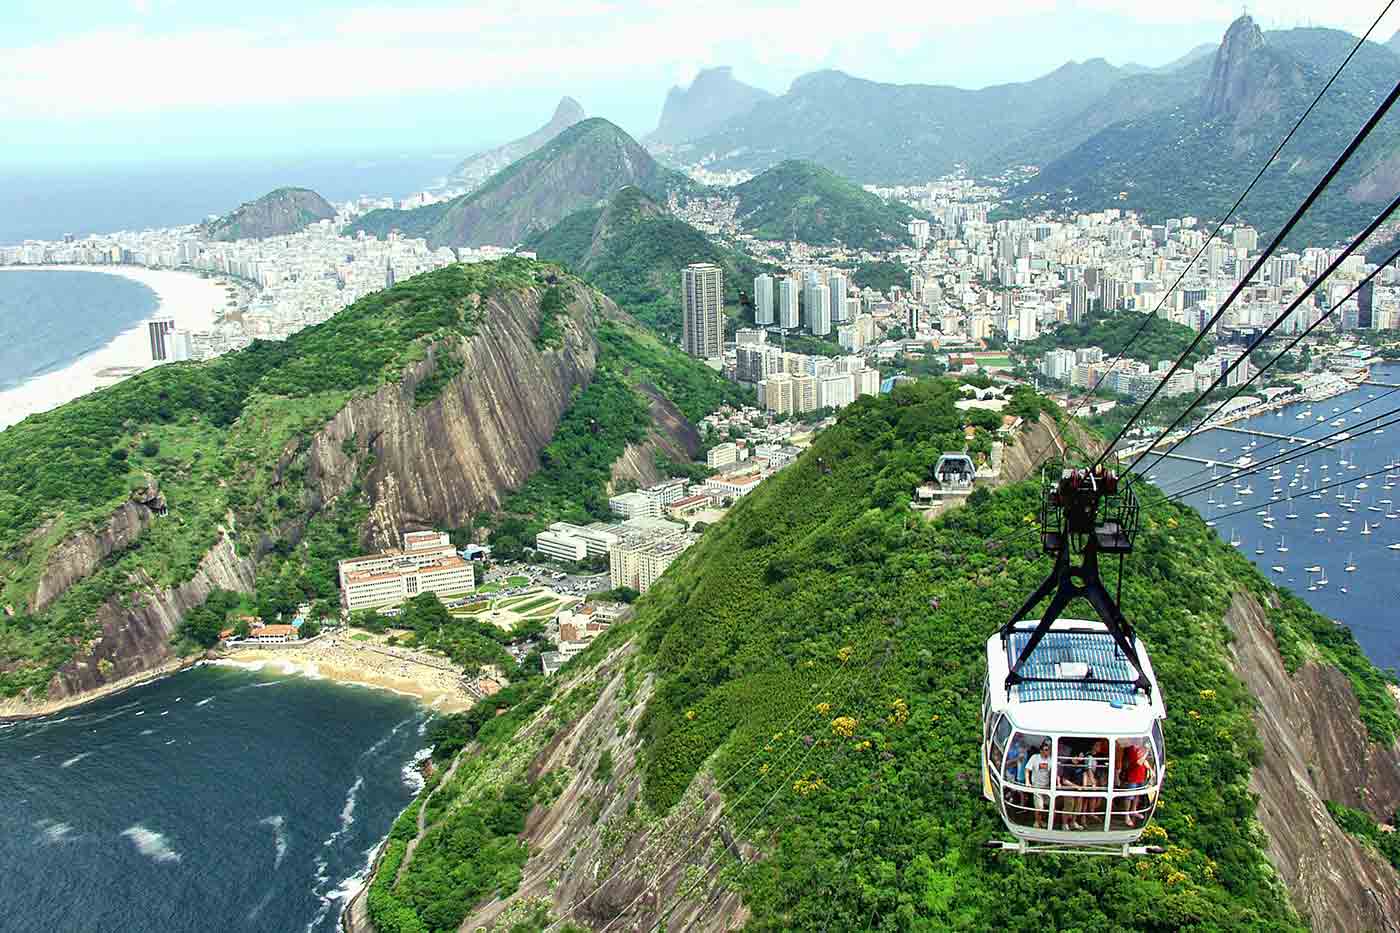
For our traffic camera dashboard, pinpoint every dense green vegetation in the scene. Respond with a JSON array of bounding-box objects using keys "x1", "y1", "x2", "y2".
[
  {"x1": 853, "y1": 259, "x2": 910, "y2": 293},
  {"x1": 627, "y1": 378, "x2": 1336, "y2": 928},
  {"x1": 488, "y1": 320, "x2": 751, "y2": 555},
  {"x1": 1324, "y1": 800, "x2": 1400, "y2": 871},
  {"x1": 0, "y1": 258, "x2": 550, "y2": 697},
  {"x1": 367, "y1": 377, "x2": 1400, "y2": 930},
  {"x1": 348, "y1": 119, "x2": 698, "y2": 248},
  {"x1": 526, "y1": 186, "x2": 777, "y2": 340},
  {"x1": 733, "y1": 160, "x2": 920, "y2": 249},
  {"x1": 1015, "y1": 307, "x2": 1209, "y2": 366}
]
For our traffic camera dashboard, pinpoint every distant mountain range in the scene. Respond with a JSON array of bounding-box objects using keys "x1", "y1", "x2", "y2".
[
  {"x1": 732, "y1": 160, "x2": 918, "y2": 248},
  {"x1": 1016, "y1": 18, "x2": 1400, "y2": 245},
  {"x1": 648, "y1": 67, "x2": 773, "y2": 145},
  {"x1": 349, "y1": 119, "x2": 696, "y2": 248},
  {"x1": 203, "y1": 187, "x2": 335, "y2": 241},
  {"x1": 449, "y1": 97, "x2": 587, "y2": 192},
  {"x1": 526, "y1": 186, "x2": 774, "y2": 339}
]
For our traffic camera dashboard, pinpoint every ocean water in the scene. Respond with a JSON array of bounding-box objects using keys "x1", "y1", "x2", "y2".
[
  {"x1": 0, "y1": 270, "x2": 159, "y2": 392},
  {"x1": 1147, "y1": 361, "x2": 1400, "y2": 672},
  {"x1": 0, "y1": 664, "x2": 430, "y2": 933},
  {"x1": 0, "y1": 152, "x2": 468, "y2": 245}
]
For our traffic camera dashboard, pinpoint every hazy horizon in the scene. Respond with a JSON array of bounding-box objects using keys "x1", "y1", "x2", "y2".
[{"x1": 5, "y1": 0, "x2": 1399, "y2": 170}]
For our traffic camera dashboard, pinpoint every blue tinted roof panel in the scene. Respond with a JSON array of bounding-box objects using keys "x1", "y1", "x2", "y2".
[{"x1": 1007, "y1": 630, "x2": 1141, "y2": 705}]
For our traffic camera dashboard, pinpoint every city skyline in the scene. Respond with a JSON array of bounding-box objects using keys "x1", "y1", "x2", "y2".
[{"x1": 6, "y1": 0, "x2": 1400, "y2": 168}]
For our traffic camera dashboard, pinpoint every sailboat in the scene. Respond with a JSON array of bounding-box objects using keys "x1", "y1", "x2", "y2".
[
  {"x1": 1362, "y1": 521, "x2": 1372, "y2": 536},
  {"x1": 1345, "y1": 553, "x2": 1357, "y2": 572},
  {"x1": 1229, "y1": 528, "x2": 1241, "y2": 547},
  {"x1": 1255, "y1": 541, "x2": 1266, "y2": 555},
  {"x1": 1286, "y1": 502, "x2": 1299, "y2": 519},
  {"x1": 1317, "y1": 566, "x2": 1329, "y2": 586},
  {"x1": 1277, "y1": 537, "x2": 1289, "y2": 553}
]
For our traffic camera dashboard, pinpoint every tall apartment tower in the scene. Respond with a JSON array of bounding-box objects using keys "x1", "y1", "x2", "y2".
[
  {"x1": 778, "y1": 277, "x2": 800, "y2": 329},
  {"x1": 828, "y1": 272, "x2": 849, "y2": 323},
  {"x1": 754, "y1": 273, "x2": 775, "y2": 326},
  {"x1": 681, "y1": 263, "x2": 724, "y2": 359},
  {"x1": 805, "y1": 282, "x2": 832, "y2": 336},
  {"x1": 148, "y1": 318, "x2": 176, "y2": 362}
]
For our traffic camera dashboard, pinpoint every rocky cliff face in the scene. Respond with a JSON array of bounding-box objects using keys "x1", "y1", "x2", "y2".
[
  {"x1": 1224, "y1": 591, "x2": 1400, "y2": 932},
  {"x1": 303, "y1": 283, "x2": 602, "y2": 549},
  {"x1": 203, "y1": 187, "x2": 336, "y2": 241},
  {"x1": 649, "y1": 66, "x2": 773, "y2": 145},
  {"x1": 31, "y1": 478, "x2": 166, "y2": 612},
  {"x1": 452, "y1": 97, "x2": 587, "y2": 191},
  {"x1": 608, "y1": 384, "x2": 703, "y2": 492},
  {"x1": 18, "y1": 529, "x2": 257, "y2": 710},
  {"x1": 9, "y1": 278, "x2": 610, "y2": 714}
]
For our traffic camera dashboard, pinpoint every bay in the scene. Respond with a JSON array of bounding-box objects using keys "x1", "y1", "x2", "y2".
[
  {"x1": 1147, "y1": 360, "x2": 1400, "y2": 672},
  {"x1": 0, "y1": 270, "x2": 159, "y2": 392},
  {"x1": 0, "y1": 664, "x2": 430, "y2": 933}
]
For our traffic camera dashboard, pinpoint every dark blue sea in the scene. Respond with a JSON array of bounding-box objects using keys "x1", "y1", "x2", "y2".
[
  {"x1": 1147, "y1": 361, "x2": 1400, "y2": 672},
  {"x1": 0, "y1": 664, "x2": 429, "y2": 933},
  {"x1": 0, "y1": 270, "x2": 159, "y2": 392}
]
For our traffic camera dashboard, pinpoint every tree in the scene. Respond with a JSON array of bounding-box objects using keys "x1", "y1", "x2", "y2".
[{"x1": 300, "y1": 618, "x2": 322, "y2": 639}]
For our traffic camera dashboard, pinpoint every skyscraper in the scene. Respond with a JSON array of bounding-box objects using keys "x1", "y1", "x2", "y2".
[
  {"x1": 1359, "y1": 280, "x2": 1375, "y2": 329},
  {"x1": 754, "y1": 274, "x2": 775, "y2": 326},
  {"x1": 828, "y1": 272, "x2": 849, "y2": 323},
  {"x1": 778, "y1": 277, "x2": 800, "y2": 329},
  {"x1": 681, "y1": 263, "x2": 723, "y2": 359},
  {"x1": 148, "y1": 318, "x2": 176, "y2": 362},
  {"x1": 804, "y1": 281, "x2": 831, "y2": 336}
]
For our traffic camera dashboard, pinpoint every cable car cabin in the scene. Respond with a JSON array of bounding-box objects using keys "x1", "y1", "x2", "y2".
[
  {"x1": 934, "y1": 453, "x2": 976, "y2": 490},
  {"x1": 982, "y1": 618, "x2": 1166, "y2": 854}
]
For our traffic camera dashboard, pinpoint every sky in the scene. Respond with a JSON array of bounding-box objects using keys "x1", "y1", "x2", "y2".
[{"x1": 4, "y1": 0, "x2": 1400, "y2": 169}]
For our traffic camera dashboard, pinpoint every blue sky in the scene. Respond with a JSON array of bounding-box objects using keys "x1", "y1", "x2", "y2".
[{"x1": 4, "y1": 0, "x2": 1398, "y2": 168}]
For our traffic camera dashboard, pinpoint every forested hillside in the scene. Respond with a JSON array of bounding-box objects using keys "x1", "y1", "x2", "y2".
[
  {"x1": 1014, "y1": 308, "x2": 1211, "y2": 366},
  {"x1": 733, "y1": 160, "x2": 919, "y2": 249},
  {"x1": 526, "y1": 186, "x2": 776, "y2": 339},
  {"x1": 361, "y1": 378, "x2": 1400, "y2": 932}
]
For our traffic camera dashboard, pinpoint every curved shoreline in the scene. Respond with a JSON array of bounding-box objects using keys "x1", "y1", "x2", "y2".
[{"x1": 0, "y1": 264, "x2": 232, "y2": 430}]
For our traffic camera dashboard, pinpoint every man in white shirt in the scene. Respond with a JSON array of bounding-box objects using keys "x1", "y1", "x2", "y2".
[{"x1": 1024, "y1": 739, "x2": 1054, "y2": 828}]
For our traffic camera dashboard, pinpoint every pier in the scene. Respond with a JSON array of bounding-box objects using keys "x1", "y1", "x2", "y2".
[
  {"x1": 1363, "y1": 381, "x2": 1400, "y2": 389},
  {"x1": 1208, "y1": 425, "x2": 1309, "y2": 443}
]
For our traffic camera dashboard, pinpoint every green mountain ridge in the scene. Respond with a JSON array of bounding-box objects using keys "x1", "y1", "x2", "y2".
[
  {"x1": 526, "y1": 186, "x2": 777, "y2": 339},
  {"x1": 348, "y1": 119, "x2": 698, "y2": 248},
  {"x1": 357, "y1": 378, "x2": 1400, "y2": 933},
  {"x1": 665, "y1": 60, "x2": 1193, "y2": 182},
  {"x1": 732, "y1": 159, "x2": 919, "y2": 248},
  {"x1": 203, "y1": 187, "x2": 336, "y2": 241},
  {"x1": 1015, "y1": 20, "x2": 1400, "y2": 246}
]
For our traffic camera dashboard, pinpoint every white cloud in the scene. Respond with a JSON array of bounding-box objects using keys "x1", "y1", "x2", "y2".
[{"x1": 2, "y1": 0, "x2": 1396, "y2": 119}]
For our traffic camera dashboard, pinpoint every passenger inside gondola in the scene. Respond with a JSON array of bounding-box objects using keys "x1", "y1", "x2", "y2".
[{"x1": 1112, "y1": 738, "x2": 1153, "y2": 829}]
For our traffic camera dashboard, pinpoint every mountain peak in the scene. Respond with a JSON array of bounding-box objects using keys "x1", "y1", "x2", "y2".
[
  {"x1": 551, "y1": 96, "x2": 586, "y2": 124},
  {"x1": 1203, "y1": 14, "x2": 1270, "y2": 119},
  {"x1": 649, "y1": 66, "x2": 772, "y2": 144}
]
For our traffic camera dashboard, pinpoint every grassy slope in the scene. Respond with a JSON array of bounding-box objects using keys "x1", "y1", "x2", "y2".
[{"x1": 733, "y1": 160, "x2": 918, "y2": 249}]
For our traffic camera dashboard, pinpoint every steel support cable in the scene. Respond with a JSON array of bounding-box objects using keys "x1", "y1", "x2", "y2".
[
  {"x1": 1162, "y1": 406, "x2": 1400, "y2": 501},
  {"x1": 638, "y1": 643, "x2": 892, "y2": 933},
  {"x1": 1153, "y1": 381, "x2": 1400, "y2": 499},
  {"x1": 546, "y1": 645, "x2": 879, "y2": 933},
  {"x1": 1125, "y1": 205, "x2": 1400, "y2": 485},
  {"x1": 1173, "y1": 461, "x2": 1399, "y2": 526},
  {"x1": 1093, "y1": 77, "x2": 1400, "y2": 470},
  {"x1": 1058, "y1": 0, "x2": 1394, "y2": 432}
]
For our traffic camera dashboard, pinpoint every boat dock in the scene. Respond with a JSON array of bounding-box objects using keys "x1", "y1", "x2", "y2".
[{"x1": 1208, "y1": 425, "x2": 1310, "y2": 443}]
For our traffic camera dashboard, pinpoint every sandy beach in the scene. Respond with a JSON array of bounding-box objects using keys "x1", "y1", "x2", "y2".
[
  {"x1": 0, "y1": 265, "x2": 232, "y2": 430},
  {"x1": 220, "y1": 636, "x2": 478, "y2": 713}
]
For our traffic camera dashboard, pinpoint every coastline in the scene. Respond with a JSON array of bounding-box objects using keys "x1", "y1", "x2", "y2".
[
  {"x1": 0, "y1": 264, "x2": 232, "y2": 431},
  {"x1": 217, "y1": 636, "x2": 477, "y2": 713},
  {"x1": 0, "y1": 653, "x2": 206, "y2": 721}
]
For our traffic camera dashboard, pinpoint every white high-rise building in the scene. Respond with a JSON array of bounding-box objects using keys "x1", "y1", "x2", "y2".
[
  {"x1": 804, "y1": 282, "x2": 832, "y2": 336},
  {"x1": 1017, "y1": 303, "x2": 1038, "y2": 342},
  {"x1": 682, "y1": 263, "x2": 724, "y2": 359},
  {"x1": 754, "y1": 274, "x2": 775, "y2": 326},
  {"x1": 828, "y1": 272, "x2": 849, "y2": 323},
  {"x1": 778, "y1": 277, "x2": 800, "y2": 329}
]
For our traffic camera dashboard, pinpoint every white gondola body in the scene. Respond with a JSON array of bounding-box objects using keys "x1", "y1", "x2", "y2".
[{"x1": 982, "y1": 618, "x2": 1167, "y2": 848}]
